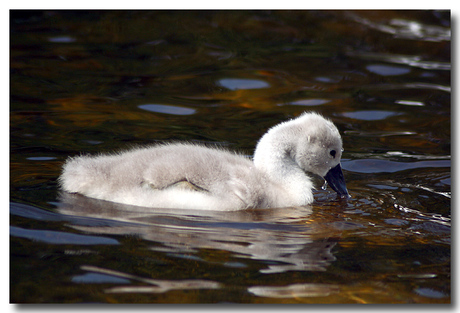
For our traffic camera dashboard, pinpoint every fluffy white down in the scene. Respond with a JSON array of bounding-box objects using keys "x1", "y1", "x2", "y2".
[{"x1": 59, "y1": 112, "x2": 345, "y2": 211}]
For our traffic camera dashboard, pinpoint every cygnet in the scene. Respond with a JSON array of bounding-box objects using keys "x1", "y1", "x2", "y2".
[{"x1": 59, "y1": 112, "x2": 349, "y2": 211}]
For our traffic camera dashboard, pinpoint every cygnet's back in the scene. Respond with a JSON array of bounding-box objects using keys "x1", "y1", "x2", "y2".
[{"x1": 59, "y1": 112, "x2": 349, "y2": 211}]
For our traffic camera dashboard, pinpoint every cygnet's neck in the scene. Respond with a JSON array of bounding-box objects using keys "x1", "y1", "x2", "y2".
[{"x1": 253, "y1": 121, "x2": 314, "y2": 205}]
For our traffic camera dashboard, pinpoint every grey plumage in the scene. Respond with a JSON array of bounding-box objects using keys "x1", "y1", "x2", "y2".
[{"x1": 59, "y1": 112, "x2": 348, "y2": 211}]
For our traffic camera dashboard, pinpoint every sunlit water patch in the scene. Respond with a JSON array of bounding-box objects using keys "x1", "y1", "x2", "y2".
[
  {"x1": 138, "y1": 104, "x2": 196, "y2": 115},
  {"x1": 341, "y1": 110, "x2": 400, "y2": 121},
  {"x1": 366, "y1": 64, "x2": 411, "y2": 76},
  {"x1": 218, "y1": 78, "x2": 270, "y2": 90},
  {"x1": 288, "y1": 99, "x2": 330, "y2": 106}
]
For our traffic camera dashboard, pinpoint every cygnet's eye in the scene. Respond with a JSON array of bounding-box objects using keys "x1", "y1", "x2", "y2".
[{"x1": 330, "y1": 150, "x2": 336, "y2": 158}]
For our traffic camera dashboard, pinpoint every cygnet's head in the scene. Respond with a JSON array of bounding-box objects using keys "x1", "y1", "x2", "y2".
[
  {"x1": 255, "y1": 112, "x2": 349, "y2": 198},
  {"x1": 293, "y1": 113, "x2": 349, "y2": 197},
  {"x1": 293, "y1": 113, "x2": 343, "y2": 177}
]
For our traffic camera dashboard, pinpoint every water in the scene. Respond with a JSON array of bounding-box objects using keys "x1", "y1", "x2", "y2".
[{"x1": 10, "y1": 10, "x2": 450, "y2": 303}]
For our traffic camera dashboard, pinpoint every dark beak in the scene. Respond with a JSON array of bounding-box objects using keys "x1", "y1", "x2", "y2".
[{"x1": 324, "y1": 163, "x2": 350, "y2": 198}]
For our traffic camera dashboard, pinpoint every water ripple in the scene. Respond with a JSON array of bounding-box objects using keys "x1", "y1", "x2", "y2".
[
  {"x1": 350, "y1": 14, "x2": 450, "y2": 42},
  {"x1": 348, "y1": 51, "x2": 450, "y2": 71}
]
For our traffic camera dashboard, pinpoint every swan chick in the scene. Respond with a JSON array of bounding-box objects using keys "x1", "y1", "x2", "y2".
[{"x1": 59, "y1": 112, "x2": 349, "y2": 211}]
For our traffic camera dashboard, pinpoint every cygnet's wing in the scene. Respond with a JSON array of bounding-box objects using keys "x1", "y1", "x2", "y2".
[
  {"x1": 139, "y1": 144, "x2": 270, "y2": 209},
  {"x1": 140, "y1": 143, "x2": 233, "y2": 192},
  {"x1": 142, "y1": 179, "x2": 209, "y2": 193}
]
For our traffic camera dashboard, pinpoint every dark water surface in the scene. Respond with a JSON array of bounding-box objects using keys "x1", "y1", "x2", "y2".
[{"x1": 10, "y1": 10, "x2": 450, "y2": 303}]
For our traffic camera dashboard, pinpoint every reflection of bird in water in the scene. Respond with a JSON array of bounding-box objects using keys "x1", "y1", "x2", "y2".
[
  {"x1": 59, "y1": 112, "x2": 349, "y2": 211},
  {"x1": 258, "y1": 238, "x2": 338, "y2": 273},
  {"x1": 57, "y1": 192, "x2": 341, "y2": 274}
]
